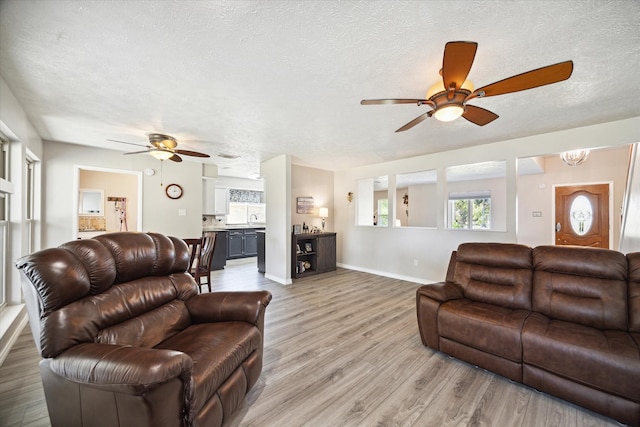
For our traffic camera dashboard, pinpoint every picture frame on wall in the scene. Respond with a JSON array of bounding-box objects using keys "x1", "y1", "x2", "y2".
[{"x1": 296, "y1": 197, "x2": 314, "y2": 214}]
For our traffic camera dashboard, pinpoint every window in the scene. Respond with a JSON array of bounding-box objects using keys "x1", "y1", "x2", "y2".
[
  {"x1": 25, "y1": 156, "x2": 36, "y2": 254},
  {"x1": 226, "y1": 189, "x2": 265, "y2": 225},
  {"x1": 0, "y1": 137, "x2": 10, "y2": 307},
  {"x1": 376, "y1": 198, "x2": 389, "y2": 226},
  {"x1": 448, "y1": 192, "x2": 491, "y2": 229}
]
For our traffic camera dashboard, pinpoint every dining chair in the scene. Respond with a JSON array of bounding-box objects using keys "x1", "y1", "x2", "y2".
[
  {"x1": 183, "y1": 237, "x2": 202, "y2": 274},
  {"x1": 192, "y1": 232, "x2": 217, "y2": 293}
]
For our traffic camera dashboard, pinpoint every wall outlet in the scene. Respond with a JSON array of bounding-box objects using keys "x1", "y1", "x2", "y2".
[{"x1": 178, "y1": 208, "x2": 187, "y2": 216}]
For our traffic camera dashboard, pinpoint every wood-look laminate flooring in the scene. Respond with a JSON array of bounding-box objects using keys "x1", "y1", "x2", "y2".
[{"x1": 0, "y1": 258, "x2": 619, "y2": 427}]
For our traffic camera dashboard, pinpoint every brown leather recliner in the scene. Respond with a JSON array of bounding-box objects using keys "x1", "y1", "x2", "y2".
[{"x1": 16, "y1": 232, "x2": 271, "y2": 427}]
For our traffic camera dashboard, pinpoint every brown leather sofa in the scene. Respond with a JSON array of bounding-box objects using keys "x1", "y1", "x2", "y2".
[
  {"x1": 16, "y1": 232, "x2": 271, "y2": 427},
  {"x1": 416, "y1": 242, "x2": 640, "y2": 426}
]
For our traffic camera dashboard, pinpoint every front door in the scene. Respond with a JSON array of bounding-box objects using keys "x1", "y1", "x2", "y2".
[{"x1": 555, "y1": 184, "x2": 610, "y2": 248}]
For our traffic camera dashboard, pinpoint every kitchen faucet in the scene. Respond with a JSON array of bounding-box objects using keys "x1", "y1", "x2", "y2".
[{"x1": 249, "y1": 214, "x2": 258, "y2": 225}]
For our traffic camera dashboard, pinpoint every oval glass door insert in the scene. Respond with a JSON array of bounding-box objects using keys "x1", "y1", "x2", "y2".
[{"x1": 569, "y1": 195, "x2": 593, "y2": 235}]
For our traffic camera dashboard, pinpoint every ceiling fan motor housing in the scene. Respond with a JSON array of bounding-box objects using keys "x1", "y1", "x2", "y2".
[{"x1": 149, "y1": 133, "x2": 177, "y2": 149}]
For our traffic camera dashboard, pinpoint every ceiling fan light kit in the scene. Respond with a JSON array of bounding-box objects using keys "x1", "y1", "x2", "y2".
[
  {"x1": 361, "y1": 41, "x2": 573, "y2": 131},
  {"x1": 108, "y1": 133, "x2": 211, "y2": 162},
  {"x1": 149, "y1": 148, "x2": 175, "y2": 160}
]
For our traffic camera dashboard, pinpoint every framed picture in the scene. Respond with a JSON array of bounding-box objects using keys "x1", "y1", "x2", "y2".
[
  {"x1": 304, "y1": 242, "x2": 313, "y2": 253},
  {"x1": 296, "y1": 197, "x2": 314, "y2": 214},
  {"x1": 296, "y1": 244, "x2": 303, "y2": 254}
]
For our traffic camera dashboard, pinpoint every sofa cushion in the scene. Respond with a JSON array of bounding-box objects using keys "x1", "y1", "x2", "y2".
[
  {"x1": 523, "y1": 312, "x2": 640, "y2": 400},
  {"x1": 629, "y1": 252, "x2": 640, "y2": 333},
  {"x1": 453, "y1": 243, "x2": 533, "y2": 310},
  {"x1": 439, "y1": 299, "x2": 530, "y2": 362},
  {"x1": 533, "y1": 246, "x2": 628, "y2": 330},
  {"x1": 155, "y1": 322, "x2": 262, "y2": 414}
]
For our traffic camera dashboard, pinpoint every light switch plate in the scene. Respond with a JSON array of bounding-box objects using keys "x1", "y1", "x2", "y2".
[
  {"x1": 178, "y1": 208, "x2": 187, "y2": 216},
  {"x1": 532, "y1": 211, "x2": 542, "y2": 217}
]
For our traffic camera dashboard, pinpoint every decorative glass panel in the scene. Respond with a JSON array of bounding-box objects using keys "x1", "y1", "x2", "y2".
[{"x1": 570, "y1": 195, "x2": 593, "y2": 235}]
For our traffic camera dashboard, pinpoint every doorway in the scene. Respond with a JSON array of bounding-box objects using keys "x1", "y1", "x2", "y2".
[
  {"x1": 554, "y1": 183, "x2": 610, "y2": 248},
  {"x1": 73, "y1": 165, "x2": 143, "y2": 239}
]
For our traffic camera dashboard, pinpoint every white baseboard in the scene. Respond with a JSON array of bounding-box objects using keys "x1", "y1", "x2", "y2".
[
  {"x1": 337, "y1": 263, "x2": 437, "y2": 285},
  {"x1": 0, "y1": 304, "x2": 28, "y2": 367},
  {"x1": 264, "y1": 273, "x2": 292, "y2": 285}
]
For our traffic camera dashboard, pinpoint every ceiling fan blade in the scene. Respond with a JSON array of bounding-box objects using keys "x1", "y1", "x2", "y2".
[
  {"x1": 175, "y1": 149, "x2": 210, "y2": 158},
  {"x1": 474, "y1": 60, "x2": 573, "y2": 98},
  {"x1": 462, "y1": 105, "x2": 499, "y2": 126},
  {"x1": 169, "y1": 154, "x2": 183, "y2": 162},
  {"x1": 123, "y1": 150, "x2": 150, "y2": 155},
  {"x1": 107, "y1": 139, "x2": 148, "y2": 148},
  {"x1": 361, "y1": 99, "x2": 429, "y2": 105},
  {"x1": 395, "y1": 111, "x2": 431, "y2": 132},
  {"x1": 442, "y1": 41, "x2": 477, "y2": 90}
]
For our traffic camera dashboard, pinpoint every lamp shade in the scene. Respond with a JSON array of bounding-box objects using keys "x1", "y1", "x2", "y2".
[{"x1": 319, "y1": 207, "x2": 329, "y2": 218}]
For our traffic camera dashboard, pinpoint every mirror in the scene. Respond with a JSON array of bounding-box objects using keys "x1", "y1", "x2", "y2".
[
  {"x1": 78, "y1": 188, "x2": 104, "y2": 215},
  {"x1": 395, "y1": 170, "x2": 437, "y2": 228},
  {"x1": 446, "y1": 161, "x2": 507, "y2": 231},
  {"x1": 356, "y1": 175, "x2": 388, "y2": 226}
]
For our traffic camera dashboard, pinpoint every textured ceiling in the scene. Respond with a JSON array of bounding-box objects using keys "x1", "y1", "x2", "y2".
[{"x1": 1, "y1": 1, "x2": 639, "y2": 178}]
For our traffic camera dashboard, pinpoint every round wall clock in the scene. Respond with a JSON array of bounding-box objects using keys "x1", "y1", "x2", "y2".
[{"x1": 165, "y1": 183, "x2": 183, "y2": 199}]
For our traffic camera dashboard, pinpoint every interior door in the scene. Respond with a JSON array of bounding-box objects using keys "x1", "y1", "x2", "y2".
[{"x1": 555, "y1": 184, "x2": 609, "y2": 248}]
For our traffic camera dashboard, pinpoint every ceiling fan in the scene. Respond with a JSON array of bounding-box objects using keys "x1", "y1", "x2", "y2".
[
  {"x1": 361, "y1": 41, "x2": 573, "y2": 131},
  {"x1": 108, "y1": 133, "x2": 211, "y2": 162}
]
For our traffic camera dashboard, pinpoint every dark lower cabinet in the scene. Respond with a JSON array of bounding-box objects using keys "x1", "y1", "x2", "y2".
[
  {"x1": 211, "y1": 230, "x2": 227, "y2": 270},
  {"x1": 227, "y1": 228, "x2": 264, "y2": 259},
  {"x1": 228, "y1": 231, "x2": 244, "y2": 258},
  {"x1": 257, "y1": 231, "x2": 265, "y2": 273},
  {"x1": 292, "y1": 232, "x2": 336, "y2": 279}
]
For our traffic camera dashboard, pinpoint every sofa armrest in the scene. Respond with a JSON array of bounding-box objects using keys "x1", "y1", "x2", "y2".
[
  {"x1": 417, "y1": 281, "x2": 463, "y2": 303},
  {"x1": 186, "y1": 291, "x2": 272, "y2": 327},
  {"x1": 48, "y1": 343, "x2": 193, "y2": 395}
]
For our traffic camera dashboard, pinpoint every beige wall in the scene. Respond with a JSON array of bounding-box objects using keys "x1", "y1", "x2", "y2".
[
  {"x1": 334, "y1": 117, "x2": 640, "y2": 283},
  {"x1": 517, "y1": 146, "x2": 630, "y2": 249},
  {"x1": 44, "y1": 141, "x2": 204, "y2": 247},
  {"x1": 291, "y1": 164, "x2": 334, "y2": 232}
]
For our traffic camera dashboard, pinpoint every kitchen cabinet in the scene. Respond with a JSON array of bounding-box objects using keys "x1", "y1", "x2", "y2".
[
  {"x1": 202, "y1": 180, "x2": 229, "y2": 216},
  {"x1": 227, "y1": 228, "x2": 263, "y2": 259},
  {"x1": 214, "y1": 188, "x2": 229, "y2": 215},
  {"x1": 292, "y1": 233, "x2": 336, "y2": 279},
  {"x1": 210, "y1": 230, "x2": 227, "y2": 270},
  {"x1": 257, "y1": 231, "x2": 265, "y2": 273}
]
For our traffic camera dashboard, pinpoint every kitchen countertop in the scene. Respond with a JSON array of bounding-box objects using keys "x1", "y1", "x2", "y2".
[{"x1": 203, "y1": 225, "x2": 266, "y2": 231}]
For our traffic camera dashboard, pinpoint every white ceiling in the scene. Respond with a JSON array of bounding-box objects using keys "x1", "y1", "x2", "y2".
[{"x1": 1, "y1": 1, "x2": 639, "y2": 178}]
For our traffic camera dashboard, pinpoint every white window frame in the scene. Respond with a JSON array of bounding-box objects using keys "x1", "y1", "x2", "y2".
[
  {"x1": 448, "y1": 191, "x2": 492, "y2": 230},
  {"x1": 0, "y1": 136, "x2": 11, "y2": 308}
]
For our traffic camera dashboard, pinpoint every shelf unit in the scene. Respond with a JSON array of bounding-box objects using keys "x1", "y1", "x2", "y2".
[{"x1": 292, "y1": 232, "x2": 336, "y2": 279}]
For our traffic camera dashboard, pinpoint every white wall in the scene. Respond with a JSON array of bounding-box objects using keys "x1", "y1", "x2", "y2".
[
  {"x1": 620, "y1": 144, "x2": 640, "y2": 253},
  {"x1": 43, "y1": 141, "x2": 204, "y2": 247},
  {"x1": 0, "y1": 75, "x2": 43, "y2": 359},
  {"x1": 334, "y1": 117, "x2": 640, "y2": 283},
  {"x1": 262, "y1": 155, "x2": 292, "y2": 284}
]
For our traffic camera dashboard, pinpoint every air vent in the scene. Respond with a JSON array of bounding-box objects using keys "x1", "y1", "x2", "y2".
[{"x1": 218, "y1": 153, "x2": 239, "y2": 159}]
